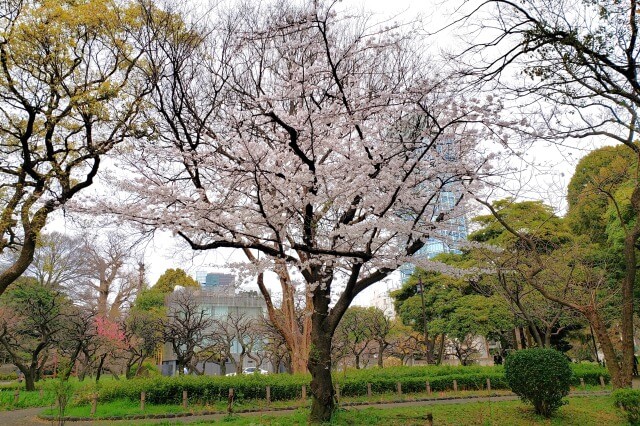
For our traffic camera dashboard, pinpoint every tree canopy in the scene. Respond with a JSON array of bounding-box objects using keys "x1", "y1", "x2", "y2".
[{"x1": 151, "y1": 268, "x2": 200, "y2": 294}]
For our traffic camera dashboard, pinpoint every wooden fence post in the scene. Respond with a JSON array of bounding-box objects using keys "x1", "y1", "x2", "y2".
[
  {"x1": 13, "y1": 390, "x2": 19, "y2": 404},
  {"x1": 580, "y1": 378, "x2": 586, "y2": 390},
  {"x1": 486, "y1": 378, "x2": 491, "y2": 392},
  {"x1": 335, "y1": 384, "x2": 340, "y2": 401},
  {"x1": 600, "y1": 376, "x2": 606, "y2": 389},
  {"x1": 396, "y1": 382, "x2": 402, "y2": 396},
  {"x1": 367, "y1": 382, "x2": 372, "y2": 397},
  {"x1": 266, "y1": 385, "x2": 271, "y2": 405},
  {"x1": 301, "y1": 385, "x2": 306, "y2": 401},
  {"x1": 140, "y1": 391, "x2": 145, "y2": 411},
  {"x1": 453, "y1": 380, "x2": 458, "y2": 392},
  {"x1": 426, "y1": 381, "x2": 431, "y2": 395},
  {"x1": 183, "y1": 390, "x2": 188, "y2": 408},
  {"x1": 228, "y1": 388, "x2": 234, "y2": 414},
  {"x1": 91, "y1": 394, "x2": 98, "y2": 416}
]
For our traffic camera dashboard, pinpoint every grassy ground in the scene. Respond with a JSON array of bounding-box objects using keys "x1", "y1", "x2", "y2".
[
  {"x1": 39, "y1": 389, "x2": 514, "y2": 418},
  {"x1": 0, "y1": 388, "x2": 56, "y2": 411},
  {"x1": 39, "y1": 392, "x2": 619, "y2": 424},
  {"x1": 130, "y1": 395, "x2": 626, "y2": 426}
]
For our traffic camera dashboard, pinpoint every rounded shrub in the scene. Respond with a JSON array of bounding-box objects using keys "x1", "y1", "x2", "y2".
[
  {"x1": 613, "y1": 389, "x2": 640, "y2": 425},
  {"x1": 504, "y1": 348, "x2": 572, "y2": 417}
]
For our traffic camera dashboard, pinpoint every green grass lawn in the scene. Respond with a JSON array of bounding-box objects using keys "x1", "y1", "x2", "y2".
[
  {"x1": 130, "y1": 395, "x2": 626, "y2": 426},
  {"x1": 40, "y1": 389, "x2": 520, "y2": 419},
  {"x1": 38, "y1": 393, "x2": 624, "y2": 425}
]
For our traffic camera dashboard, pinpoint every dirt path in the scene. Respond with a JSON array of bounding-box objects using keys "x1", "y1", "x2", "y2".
[{"x1": 0, "y1": 407, "x2": 48, "y2": 425}]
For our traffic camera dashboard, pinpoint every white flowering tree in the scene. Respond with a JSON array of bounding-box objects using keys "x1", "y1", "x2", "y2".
[{"x1": 114, "y1": 1, "x2": 497, "y2": 421}]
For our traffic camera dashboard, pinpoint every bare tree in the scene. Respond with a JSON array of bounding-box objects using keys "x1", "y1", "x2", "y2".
[
  {"x1": 27, "y1": 233, "x2": 85, "y2": 289},
  {"x1": 163, "y1": 289, "x2": 213, "y2": 375},
  {"x1": 259, "y1": 316, "x2": 292, "y2": 373},
  {"x1": 73, "y1": 234, "x2": 141, "y2": 319},
  {"x1": 120, "y1": 310, "x2": 163, "y2": 379}
]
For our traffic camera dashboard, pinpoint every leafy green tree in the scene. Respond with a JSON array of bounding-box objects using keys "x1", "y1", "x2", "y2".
[
  {"x1": 391, "y1": 269, "x2": 468, "y2": 363},
  {"x1": 430, "y1": 294, "x2": 513, "y2": 365},
  {"x1": 392, "y1": 268, "x2": 513, "y2": 365},
  {"x1": 0, "y1": 0, "x2": 151, "y2": 295},
  {"x1": 151, "y1": 268, "x2": 200, "y2": 293},
  {"x1": 473, "y1": 198, "x2": 627, "y2": 386},
  {"x1": 459, "y1": 0, "x2": 640, "y2": 388},
  {"x1": 333, "y1": 306, "x2": 377, "y2": 369},
  {"x1": 0, "y1": 277, "x2": 73, "y2": 390},
  {"x1": 468, "y1": 200, "x2": 582, "y2": 349}
]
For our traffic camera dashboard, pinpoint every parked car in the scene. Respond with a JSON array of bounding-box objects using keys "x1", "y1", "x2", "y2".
[
  {"x1": 225, "y1": 367, "x2": 268, "y2": 376},
  {"x1": 243, "y1": 367, "x2": 268, "y2": 375}
]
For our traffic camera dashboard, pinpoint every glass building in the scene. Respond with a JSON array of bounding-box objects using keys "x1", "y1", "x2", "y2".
[{"x1": 399, "y1": 139, "x2": 469, "y2": 282}]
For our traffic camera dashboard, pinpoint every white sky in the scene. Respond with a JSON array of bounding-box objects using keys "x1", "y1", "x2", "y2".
[{"x1": 44, "y1": 0, "x2": 607, "y2": 307}]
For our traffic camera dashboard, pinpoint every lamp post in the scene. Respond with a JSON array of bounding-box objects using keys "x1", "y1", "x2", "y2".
[{"x1": 418, "y1": 277, "x2": 429, "y2": 362}]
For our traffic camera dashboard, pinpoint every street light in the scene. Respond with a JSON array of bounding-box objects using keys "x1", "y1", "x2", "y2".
[{"x1": 418, "y1": 277, "x2": 429, "y2": 363}]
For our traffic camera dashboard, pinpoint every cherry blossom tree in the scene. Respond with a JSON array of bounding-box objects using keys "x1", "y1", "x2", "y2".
[{"x1": 111, "y1": 1, "x2": 498, "y2": 421}]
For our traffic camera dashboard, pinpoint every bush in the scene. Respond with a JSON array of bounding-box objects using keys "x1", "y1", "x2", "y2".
[
  {"x1": 129, "y1": 362, "x2": 161, "y2": 378},
  {"x1": 505, "y1": 348, "x2": 572, "y2": 417},
  {"x1": 73, "y1": 363, "x2": 606, "y2": 406},
  {"x1": 0, "y1": 372, "x2": 17, "y2": 381},
  {"x1": 613, "y1": 389, "x2": 640, "y2": 425}
]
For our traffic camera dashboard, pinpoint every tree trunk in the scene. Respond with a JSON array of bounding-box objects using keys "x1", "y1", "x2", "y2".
[
  {"x1": 252, "y1": 263, "x2": 312, "y2": 375},
  {"x1": 620, "y1": 214, "x2": 640, "y2": 387},
  {"x1": 587, "y1": 309, "x2": 626, "y2": 387},
  {"x1": 377, "y1": 343, "x2": 385, "y2": 368},
  {"x1": 308, "y1": 324, "x2": 335, "y2": 423},
  {"x1": 23, "y1": 370, "x2": 36, "y2": 391},
  {"x1": 95, "y1": 353, "x2": 107, "y2": 382},
  {"x1": 437, "y1": 334, "x2": 446, "y2": 365},
  {"x1": 514, "y1": 327, "x2": 523, "y2": 350}
]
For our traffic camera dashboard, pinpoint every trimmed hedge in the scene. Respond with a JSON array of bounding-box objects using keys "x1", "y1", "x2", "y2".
[
  {"x1": 78, "y1": 363, "x2": 608, "y2": 405},
  {"x1": 613, "y1": 389, "x2": 640, "y2": 425}
]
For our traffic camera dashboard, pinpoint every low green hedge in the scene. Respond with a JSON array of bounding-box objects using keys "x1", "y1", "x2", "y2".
[
  {"x1": 0, "y1": 373, "x2": 17, "y2": 381},
  {"x1": 77, "y1": 364, "x2": 609, "y2": 405},
  {"x1": 570, "y1": 363, "x2": 610, "y2": 386},
  {"x1": 613, "y1": 389, "x2": 640, "y2": 425}
]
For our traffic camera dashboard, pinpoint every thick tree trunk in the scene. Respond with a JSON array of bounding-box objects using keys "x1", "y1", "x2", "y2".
[
  {"x1": 308, "y1": 324, "x2": 335, "y2": 423},
  {"x1": 620, "y1": 217, "x2": 640, "y2": 387},
  {"x1": 0, "y1": 205, "x2": 50, "y2": 296},
  {"x1": 514, "y1": 327, "x2": 523, "y2": 350},
  {"x1": 252, "y1": 261, "x2": 312, "y2": 374},
  {"x1": 23, "y1": 371, "x2": 36, "y2": 391},
  {"x1": 587, "y1": 309, "x2": 626, "y2": 387}
]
